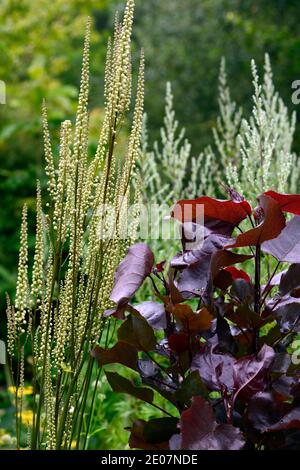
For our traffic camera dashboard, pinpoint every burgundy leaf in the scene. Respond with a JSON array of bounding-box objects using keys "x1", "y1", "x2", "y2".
[
  {"x1": 110, "y1": 243, "x2": 154, "y2": 307},
  {"x1": 233, "y1": 344, "x2": 275, "y2": 402},
  {"x1": 265, "y1": 190, "x2": 300, "y2": 215},
  {"x1": 223, "y1": 266, "x2": 251, "y2": 283},
  {"x1": 262, "y1": 216, "x2": 300, "y2": 262},
  {"x1": 169, "y1": 396, "x2": 244, "y2": 450},
  {"x1": 226, "y1": 195, "x2": 285, "y2": 248},
  {"x1": 171, "y1": 196, "x2": 251, "y2": 227}
]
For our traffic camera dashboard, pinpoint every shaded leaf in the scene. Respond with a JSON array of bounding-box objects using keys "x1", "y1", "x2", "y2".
[
  {"x1": 191, "y1": 343, "x2": 235, "y2": 391},
  {"x1": 175, "y1": 371, "x2": 208, "y2": 404},
  {"x1": 278, "y1": 264, "x2": 300, "y2": 296},
  {"x1": 248, "y1": 392, "x2": 300, "y2": 432},
  {"x1": 118, "y1": 315, "x2": 157, "y2": 351},
  {"x1": 169, "y1": 396, "x2": 245, "y2": 450},
  {"x1": 129, "y1": 419, "x2": 175, "y2": 450},
  {"x1": 233, "y1": 344, "x2": 275, "y2": 402}
]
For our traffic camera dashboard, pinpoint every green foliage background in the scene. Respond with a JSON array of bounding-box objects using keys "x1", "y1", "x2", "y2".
[{"x1": 1, "y1": 0, "x2": 300, "y2": 449}]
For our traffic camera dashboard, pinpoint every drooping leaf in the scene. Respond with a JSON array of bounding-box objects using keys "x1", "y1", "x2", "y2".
[
  {"x1": 262, "y1": 216, "x2": 300, "y2": 262},
  {"x1": 106, "y1": 371, "x2": 154, "y2": 404},
  {"x1": 265, "y1": 191, "x2": 300, "y2": 215},
  {"x1": 118, "y1": 315, "x2": 157, "y2": 351},
  {"x1": 91, "y1": 342, "x2": 138, "y2": 371},
  {"x1": 233, "y1": 344, "x2": 275, "y2": 402},
  {"x1": 134, "y1": 301, "x2": 167, "y2": 330},
  {"x1": 110, "y1": 243, "x2": 154, "y2": 307},
  {"x1": 169, "y1": 396, "x2": 245, "y2": 450},
  {"x1": 226, "y1": 195, "x2": 285, "y2": 248}
]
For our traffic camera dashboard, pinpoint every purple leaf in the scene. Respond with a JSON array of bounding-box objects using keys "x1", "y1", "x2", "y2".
[
  {"x1": 278, "y1": 264, "x2": 300, "y2": 296},
  {"x1": 268, "y1": 297, "x2": 300, "y2": 333},
  {"x1": 169, "y1": 396, "x2": 244, "y2": 450},
  {"x1": 262, "y1": 216, "x2": 300, "y2": 262},
  {"x1": 191, "y1": 342, "x2": 235, "y2": 391},
  {"x1": 110, "y1": 243, "x2": 154, "y2": 307},
  {"x1": 134, "y1": 301, "x2": 167, "y2": 330},
  {"x1": 233, "y1": 344, "x2": 275, "y2": 402},
  {"x1": 248, "y1": 392, "x2": 300, "y2": 432}
]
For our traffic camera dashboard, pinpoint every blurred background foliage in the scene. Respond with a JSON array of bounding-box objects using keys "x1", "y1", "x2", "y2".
[{"x1": 1, "y1": 0, "x2": 300, "y2": 449}]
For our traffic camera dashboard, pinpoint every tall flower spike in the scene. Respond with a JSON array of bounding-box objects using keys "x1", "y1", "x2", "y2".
[
  {"x1": 6, "y1": 293, "x2": 16, "y2": 356},
  {"x1": 31, "y1": 181, "x2": 44, "y2": 303},
  {"x1": 15, "y1": 205, "x2": 29, "y2": 332},
  {"x1": 42, "y1": 101, "x2": 56, "y2": 197},
  {"x1": 122, "y1": 50, "x2": 145, "y2": 189}
]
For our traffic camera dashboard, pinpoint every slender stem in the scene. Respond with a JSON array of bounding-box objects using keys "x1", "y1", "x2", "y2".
[{"x1": 253, "y1": 244, "x2": 261, "y2": 353}]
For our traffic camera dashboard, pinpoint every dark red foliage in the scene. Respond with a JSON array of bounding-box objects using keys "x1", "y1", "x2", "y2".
[
  {"x1": 265, "y1": 190, "x2": 300, "y2": 215},
  {"x1": 92, "y1": 189, "x2": 300, "y2": 450},
  {"x1": 223, "y1": 266, "x2": 251, "y2": 283}
]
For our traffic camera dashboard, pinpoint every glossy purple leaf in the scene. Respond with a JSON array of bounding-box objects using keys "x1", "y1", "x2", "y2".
[
  {"x1": 110, "y1": 243, "x2": 154, "y2": 307},
  {"x1": 169, "y1": 396, "x2": 245, "y2": 450}
]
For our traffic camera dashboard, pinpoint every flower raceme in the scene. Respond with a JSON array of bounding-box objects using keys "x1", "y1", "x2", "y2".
[{"x1": 92, "y1": 188, "x2": 300, "y2": 450}]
